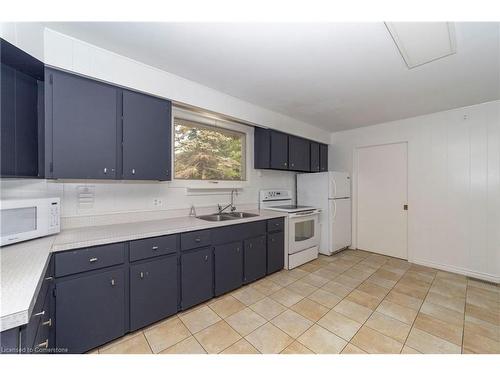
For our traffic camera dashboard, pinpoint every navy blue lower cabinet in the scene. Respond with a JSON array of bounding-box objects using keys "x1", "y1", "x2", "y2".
[
  {"x1": 0, "y1": 327, "x2": 19, "y2": 354},
  {"x1": 244, "y1": 235, "x2": 267, "y2": 284},
  {"x1": 181, "y1": 247, "x2": 213, "y2": 310},
  {"x1": 214, "y1": 242, "x2": 243, "y2": 296},
  {"x1": 129, "y1": 256, "x2": 178, "y2": 331},
  {"x1": 55, "y1": 268, "x2": 125, "y2": 354},
  {"x1": 267, "y1": 231, "x2": 285, "y2": 275}
]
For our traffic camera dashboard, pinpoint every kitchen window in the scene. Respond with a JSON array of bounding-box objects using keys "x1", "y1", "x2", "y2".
[{"x1": 173, "y1": 109, "x2": 247, "y2": 183}]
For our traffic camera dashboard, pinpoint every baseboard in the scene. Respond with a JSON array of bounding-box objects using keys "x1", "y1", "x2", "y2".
[{"x1": 409, "y1": 258, "x2": 500, "y2": 284}]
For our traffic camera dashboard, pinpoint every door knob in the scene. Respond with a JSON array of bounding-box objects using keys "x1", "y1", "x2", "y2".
[{"x1": 132, "y1": 169, "x2": 136, "y2": 175}]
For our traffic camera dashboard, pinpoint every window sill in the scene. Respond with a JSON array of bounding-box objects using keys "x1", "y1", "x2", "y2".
[{"x1": 168, "y1": 179, "x2": 248, "y2": 191}]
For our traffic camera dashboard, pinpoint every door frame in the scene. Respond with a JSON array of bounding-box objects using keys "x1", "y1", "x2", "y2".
[{"x1": 352, "y1": 141, "x2": 409, "y2": 259}]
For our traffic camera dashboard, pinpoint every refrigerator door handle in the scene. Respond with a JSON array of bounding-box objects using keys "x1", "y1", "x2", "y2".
[
  {"x1": 332, "y1": 199, "x2": 337, "y2": 221},
  {"x1": 331, "y1": 178, "x2": 337, "y2": 198}
]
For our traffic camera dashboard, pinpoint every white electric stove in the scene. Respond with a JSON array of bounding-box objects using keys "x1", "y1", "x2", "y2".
[{"x1": 259, "y1": 190, "x2": 320, "y2": 269}]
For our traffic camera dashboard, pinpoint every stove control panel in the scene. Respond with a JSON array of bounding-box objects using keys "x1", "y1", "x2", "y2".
[{"x1": 259, "y1": 189, "x2": 292, "y2": 202}]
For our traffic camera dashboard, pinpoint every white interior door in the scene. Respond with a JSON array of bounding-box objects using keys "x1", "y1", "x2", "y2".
[{"x1": 356, "y1": 142, "x2": 408, "y2": 259}]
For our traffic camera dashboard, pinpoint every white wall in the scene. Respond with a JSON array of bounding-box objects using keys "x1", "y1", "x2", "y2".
[{"x1": 330, "y1": 100, "x2": 500, "y2": 282}]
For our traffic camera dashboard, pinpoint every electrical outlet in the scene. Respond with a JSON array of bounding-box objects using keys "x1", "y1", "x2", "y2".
[{"x1": 153, "y1": 198, "x2": 163, "y2": 207}]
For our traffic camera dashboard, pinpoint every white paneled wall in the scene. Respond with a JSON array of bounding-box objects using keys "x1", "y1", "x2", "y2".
[{"x1": 330, "y1": 100, "x2": 500, "y2": 282}]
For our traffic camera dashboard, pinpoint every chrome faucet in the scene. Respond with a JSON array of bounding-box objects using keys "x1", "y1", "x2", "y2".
[{"x1": 217, "y1": 189, "x2": 238, "y2": 214}]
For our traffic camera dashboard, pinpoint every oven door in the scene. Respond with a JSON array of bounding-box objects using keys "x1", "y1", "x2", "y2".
[
  {"x1": 0, "y1": 199, "x2": 46, "y2": 246},
  {"x1": 288, "y1": 211, "x2": 319, "y2": 255}
]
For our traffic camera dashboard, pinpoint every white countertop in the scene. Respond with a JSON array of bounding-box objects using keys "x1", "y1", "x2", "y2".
[{"x1": 0, "y1": 209, "x2": 287, "y2": 332}]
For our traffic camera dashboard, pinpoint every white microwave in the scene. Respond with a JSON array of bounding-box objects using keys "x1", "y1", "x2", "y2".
[{"x1": 0, "y1": 197, "x2": 60, "y2": 246}]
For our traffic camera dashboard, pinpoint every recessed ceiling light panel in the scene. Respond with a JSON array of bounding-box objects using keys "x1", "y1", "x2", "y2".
[{"x1": 385, "y1": 22, "x2": 457, "y2": 69}]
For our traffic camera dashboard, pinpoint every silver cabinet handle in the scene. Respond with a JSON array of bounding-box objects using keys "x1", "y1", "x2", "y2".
[
  {"x1": 104, "y1": 167, "x2": 108, "y2": 174},
  {"x1": 42, "y1": 318, "x2": 52, "y2": 327},
  {"x1": 236, "y1": 247, "x2": 240, "y2": 252},
  {"x1": 34, "y1": 310, "x2": 45, "y2": 317},
  {"x1": 271, "y1": 238, "x2": 275, "y2": 242},
  {"x1": 204, "y1": 255, "x2": 208, "y2": 261},
  {"x1": 291, "y1": 163, "x2": 295, "y2": 167},
  {"x1": 140, "y1": 272, "x2": 144, "y2": 279},
  {"x1": 111, "y1": 279, "x2": 116, "y2": 286},
  {"x1": 36, "y1": 339, "x2": 49, "y2": 349},
  {"x1": 45, "y1": 276, "x2": 54, "y2": 281},
  {"x1": 152, "y1": 246, "x2": 159, "y2": 251},
  {"x1": 249, "y1": 243, "x2": 253, "y2": 248},
  {"x1": 131, "y1": 169, "x2": 136, "y2": 175},
  {"x1": 195, "y1": 238, "x2": 201, "y2": 243},
  {"x1": 284, "y1": 162, "x2": 287, "y2": 166},
  {"x1": 89, "y1": 257, "x2": 98, "y2": 263}
]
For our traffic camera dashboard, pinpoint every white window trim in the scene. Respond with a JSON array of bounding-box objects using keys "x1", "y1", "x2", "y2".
[{"x1": 168, "y1": 107, "x2": 253, "y2": 190}]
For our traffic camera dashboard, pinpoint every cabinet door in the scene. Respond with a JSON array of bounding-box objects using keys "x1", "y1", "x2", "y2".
[
  {"x1": 254, "y1": 127, "x2": 271, "y2": 169},
  {"x1": 320, "y1": 143, "x2": 328, "y2": 172},
  {"x1": 270, "y1": 131, "x2": 288, "y2": 170},
  {"x1": 267, "y1": 231, "x2": 284, "y2": 274},
  {"x1": 244, "y1": 235, "x2": 267, "y2": 284},
  {"x1": 181, "y1": 247, "x2": 213, "y2": 309},
  {"x1": 130, "y1": 256, "x2": 178, "y2": 331},
  {"x1": 48, "y1": 69, "x2": 118, "y2": 179},
  {"x1": 310, "y1": 142, "x2": 320, "y2": 172},
  {"x1": 122, "y1": 90, "x2": 172, "y2": 180},
  {"x1": 214, "y1": 242, "x2": 243, "y2": 296},
  {"x1": 15, "y1": 70, "x2": 39, "y2": 177},
  {"x1": 288, "y1": 135, "x2": 310, "y2": 172},
  {"x1": 1, "y1": 64, "x2": 15, "y2": 176},
  {"x1": 55, "y1": 268, "x2": 125, "y2": 353}
]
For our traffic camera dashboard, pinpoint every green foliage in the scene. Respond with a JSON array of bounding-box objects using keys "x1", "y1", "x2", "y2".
[{"x1": 174, "y1": 123, "x2": 244, "y2": 180}]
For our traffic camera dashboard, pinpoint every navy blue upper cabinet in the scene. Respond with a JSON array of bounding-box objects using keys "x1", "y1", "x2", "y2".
[
  {"x1": 254, "y1": 127, "x2": 271, "y2": 169},
  {"x1": 122, "y1": 90, "x2": 172, "y2": 181},
  {"x1": 45, "y1": 68, "x2": 173, "y2": 181},
  {"x1": 319, "y1": 143, "x2": 328, "y2": 172},
  {"x1": 254, "y1": 126, "x2": 327, "y2": 173},
  {"x1": 270, "y1": 131, "x2": 289, "y2": 170},
  {"x1": 1, "y1": 38, "x2": 44, "y2": 178},
  {"x1": 46, "y1": 68, "x2": 118, "y2": 179},
  {"x1": 288, "y1": 135, "x2": 310, "y2": 172},
  {"x1": 310, "y1": 142, "x2": 320, "y2": 172}
]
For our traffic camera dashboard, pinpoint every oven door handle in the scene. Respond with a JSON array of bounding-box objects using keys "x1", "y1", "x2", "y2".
[{"x1": 289, "y1": 210, "x2": 320, "y2": 218}]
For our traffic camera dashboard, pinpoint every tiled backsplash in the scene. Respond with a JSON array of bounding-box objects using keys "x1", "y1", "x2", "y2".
[{"x1": 1, "y1": 169, "x2": 294, "y2": 229}]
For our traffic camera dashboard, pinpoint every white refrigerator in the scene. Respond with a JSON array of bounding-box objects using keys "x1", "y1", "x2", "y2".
[{"x1": 297, "y1": 171, "x2": 352, "y2": 255}]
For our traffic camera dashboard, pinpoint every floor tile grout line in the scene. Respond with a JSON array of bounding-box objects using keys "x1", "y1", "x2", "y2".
[
  {"x1": 343, "y1": 257, "x2": 411, "y2": 353},
  {"x1": 400, "y1": 268, "x2": 438, "y2": 353}
]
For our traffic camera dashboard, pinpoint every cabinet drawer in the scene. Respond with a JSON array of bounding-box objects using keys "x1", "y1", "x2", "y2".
[
  {"x1": 267, "y1": 218, "x2": 284, "y2": 232},
  {"x1": 129, "y1": 234, "x2": 178, "y2": 262},
  {"x1": 211, "y1": 221, "x2": 266, "y2": 245},
  {"x1": 55, "y1": 243, "x2": 125, "y2": 277},
  {"x1": 180, "y1": 229, "x2": 211, "y2": 251}
]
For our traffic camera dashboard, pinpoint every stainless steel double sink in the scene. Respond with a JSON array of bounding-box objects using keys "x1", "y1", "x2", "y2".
[{"x1": 197, "y1": 212, "x2": 259, "y2": 222}]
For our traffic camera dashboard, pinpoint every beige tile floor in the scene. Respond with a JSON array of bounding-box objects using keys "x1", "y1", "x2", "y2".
[{"x1": 92, "y1": 249, "x2": 500, "y2": 354}]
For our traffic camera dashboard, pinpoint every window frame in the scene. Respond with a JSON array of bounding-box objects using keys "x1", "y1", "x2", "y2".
[{"x1": 169, "y1": 107, "x2": 252, "y2": 190}]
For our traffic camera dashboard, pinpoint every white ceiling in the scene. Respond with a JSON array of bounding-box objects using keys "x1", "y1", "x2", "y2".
[{"x1": 44, "y1": 22, "x2": 500, "y2": 132}]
